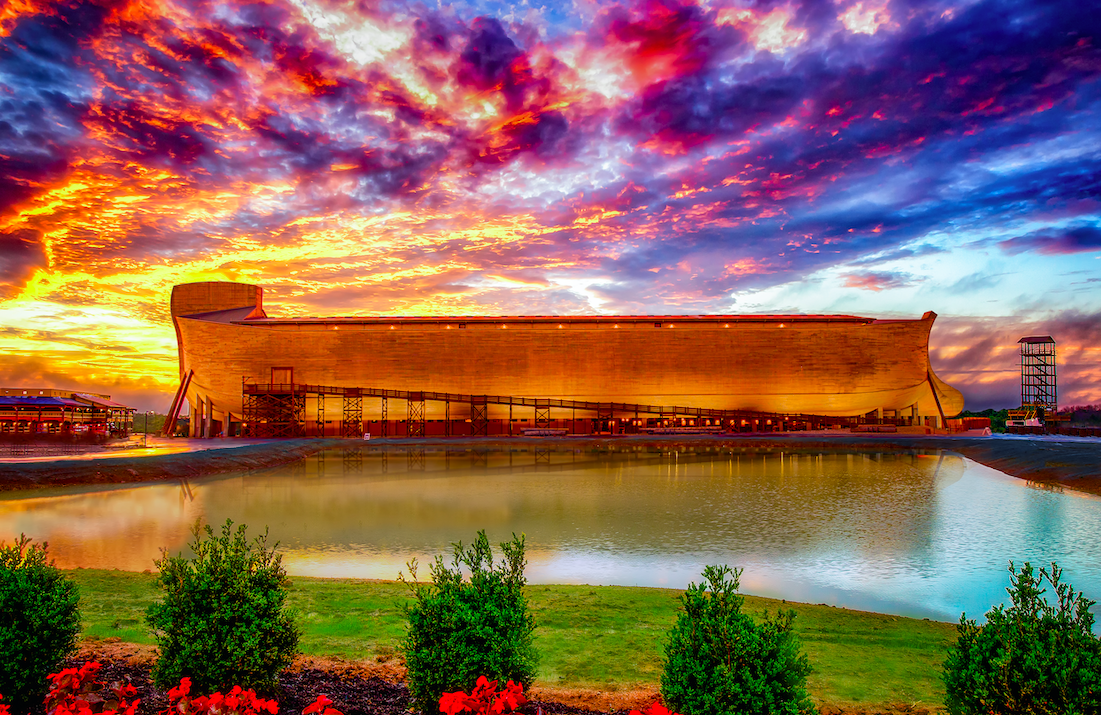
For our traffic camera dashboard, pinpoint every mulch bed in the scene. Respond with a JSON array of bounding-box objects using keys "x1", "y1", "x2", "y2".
[
  {"x1": 59, "y1": 657, "x2": 621, "y2": 715},
  {"x1": 60, "y1": 641, "x2": 939, "y2": 715}
]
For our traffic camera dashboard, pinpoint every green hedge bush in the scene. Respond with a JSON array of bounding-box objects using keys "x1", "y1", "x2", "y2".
[
  {"x1": 661, "y1": 565, "x2": 816, "y2": 715},
  {"x1": 146, "y1": 519, "x2": 299, "y2": 694},
  {"x1": 944, "y1": 561, "x2": 1101, "y2": 714},
  {"x1": 402, "y1": 531, "x2": 537, "y2": 714},
  {"x1": 0, "y1": 535, "x2": 81, "y2": 715}
]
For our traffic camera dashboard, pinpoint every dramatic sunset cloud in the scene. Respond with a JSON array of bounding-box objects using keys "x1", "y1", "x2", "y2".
[{"x1": 1, "y1": 0, "x2": 1099, "y2": 411}]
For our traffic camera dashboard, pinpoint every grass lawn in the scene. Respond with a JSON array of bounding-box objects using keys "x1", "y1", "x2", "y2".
[{"x1": 65, "y1": 569, "x2": 957, "y2": 708}]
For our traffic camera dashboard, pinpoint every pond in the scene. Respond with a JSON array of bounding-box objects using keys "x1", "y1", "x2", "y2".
[{"x1": 2, "y1": 445, "x2": 1099, "y2": 621}]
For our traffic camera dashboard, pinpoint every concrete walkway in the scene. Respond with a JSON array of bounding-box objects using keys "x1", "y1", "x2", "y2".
[{"x1": 1, "y1": 435, "x2": 275, "y2": 463}]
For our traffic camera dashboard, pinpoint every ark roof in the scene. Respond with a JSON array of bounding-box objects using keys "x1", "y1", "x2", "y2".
[{"x1": 225, "y1": 313, "x2": 879, "y2": 325}]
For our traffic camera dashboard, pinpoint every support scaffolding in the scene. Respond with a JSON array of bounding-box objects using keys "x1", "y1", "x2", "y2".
[
  {"x1": 239, "y1": 381, "x2": 872, "y2": 438},
  {"x1": 471, "y1": 396, "x2": 488, "y2": 436},
  {"x1": 1019, "y1": 336, "x2": 1057, "y2": 412},
  {"x1": 242, "y1": 387, "x2": 304, "y2": 438},
  {"x1": 341, "y1": 390, "x2": 362, "y2": 437},
  {"x1": 407, "y1": 392, "x2": 425, "y2": 438},
  {"x1": 535, "y1": 400, "x2": 551, "y2": 428},
  {"x1": 596, "y1": 403, "x2": 614, "y2": 433},
  {"x1": 380, "y1": 396, "x2": 388, "y2": 437}
]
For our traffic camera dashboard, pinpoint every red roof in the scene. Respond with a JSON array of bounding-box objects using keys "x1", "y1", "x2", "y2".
[{"x1": 1018, "y1": 336, "x2": 1055, "y2": 344}]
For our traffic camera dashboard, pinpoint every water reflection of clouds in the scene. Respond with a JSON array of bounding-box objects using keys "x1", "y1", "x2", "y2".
[{"x1": 0, "y1": 450, "x2": 1098, "y2": 622}]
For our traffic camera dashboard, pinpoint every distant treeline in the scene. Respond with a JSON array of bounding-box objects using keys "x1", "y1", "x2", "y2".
[
  {"x1": 1057, "y1": 404, "x2": 1101, "y2": 424},
  {"x1": 132, "y1": 413, "x2": 167, "y2": 433},
  {"x1": 960, "y1": 409, "x2": 1010, "y2": 431}
]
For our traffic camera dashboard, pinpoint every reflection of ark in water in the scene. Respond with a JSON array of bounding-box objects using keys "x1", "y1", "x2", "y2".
[
  {"x1": 169, "y1": 281, "x2": 964, "y2": 437},
  {"x1": 0, "y1": 448, "x2": 968, "y2": 578}
]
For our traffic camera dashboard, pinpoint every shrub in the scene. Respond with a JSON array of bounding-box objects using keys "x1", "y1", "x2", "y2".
[
  {"x1": 943, "y1": 561, "x2": 1101, "y2": 714},
  {"x1": 146, "y1": 519, "x2": 300, "y2": 694},
  {"x1": 401, "y1": 531, "x2": 537, "y2": 714},
  {"x1": 660, "y1": 565, "x2": 816, "y2": 715},
  {"x1": 0, "y1": 534, "x2": 81, "y2": 715}
]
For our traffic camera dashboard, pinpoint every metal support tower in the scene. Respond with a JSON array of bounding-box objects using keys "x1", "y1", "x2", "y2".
[
  {"x1": 242, "y1": 386, "x2": 304, "y2": 438},
  {"x1": 315, "y1": 392, "x2": 325, "y2": 437},
  {"x1": 242, "y1": 391, "x2": 261, "y2": 436},
  {"x1": 471, "y1": 396, "x2": 488, "y2": 436},
  {"x1": 597, "y1": 403, "x2": 614, "y2": 433},
  {"x1": 535, "y1": 400, "x2": 551, "y2": 428},
  {"x1": 407, "y1": 392, "x2": 425, "y2": 438},
  {"x1": 1019, "y1": 336, "x2": 1057, "y2": 411},
  {"x1": 341, "y1": 389, "x2": 362, "y2": 437},
  {"x1": 380, "y1": 396, "x2": 388, "y2": 437}
]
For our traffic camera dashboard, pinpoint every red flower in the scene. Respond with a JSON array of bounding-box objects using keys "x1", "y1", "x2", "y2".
[
  {"x1": 438, "y1": 677, "x2": 527, "y2": 715},
  {"x1": 302, "y1": 695, "x2": 341, "y2": 715},
  {"x1": 160, "y1": 680, "x2": 281, "y2": 715},
  {"x1": 628, "y1": 703, "x2": 681, "y2": 715},
  {"x1": 168, "y1": 679, "x2": 193, "y2": 702},
  {"x1": 43, "y1": 664, "x2": 140, "y2": 715}
]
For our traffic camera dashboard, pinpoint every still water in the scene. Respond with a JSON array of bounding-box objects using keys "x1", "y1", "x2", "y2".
[{"x1": 2, "y1": 446, "x2": 1099, "y2": 621}]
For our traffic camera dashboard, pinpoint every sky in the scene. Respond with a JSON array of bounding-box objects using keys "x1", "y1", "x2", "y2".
[{"x1": 0, "y1": 0, "x2": 1098, "y2": 413}]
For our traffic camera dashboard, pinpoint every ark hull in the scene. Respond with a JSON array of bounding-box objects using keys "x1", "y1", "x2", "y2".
[{"x1": 170, "y1": 282, "x2": 964, "y2": 436}]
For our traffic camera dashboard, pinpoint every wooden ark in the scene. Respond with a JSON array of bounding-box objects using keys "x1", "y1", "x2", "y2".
[{"x1": 169, "y1": 281, "x2": 964, "y2": 437}]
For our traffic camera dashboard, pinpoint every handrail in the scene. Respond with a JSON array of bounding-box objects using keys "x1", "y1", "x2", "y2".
[{"x1": 242, "y1": 382, "x2": 859, "y2": 424}]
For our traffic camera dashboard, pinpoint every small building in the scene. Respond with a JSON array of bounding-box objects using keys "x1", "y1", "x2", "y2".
[{"x1": 0, "y1": 387, "x2": 135, "y2": 438}]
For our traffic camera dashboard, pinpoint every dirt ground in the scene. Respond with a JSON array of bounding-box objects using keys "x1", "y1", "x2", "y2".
[{"x1": 70, "y1": 639, "x2": 938, "y2": 715}]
